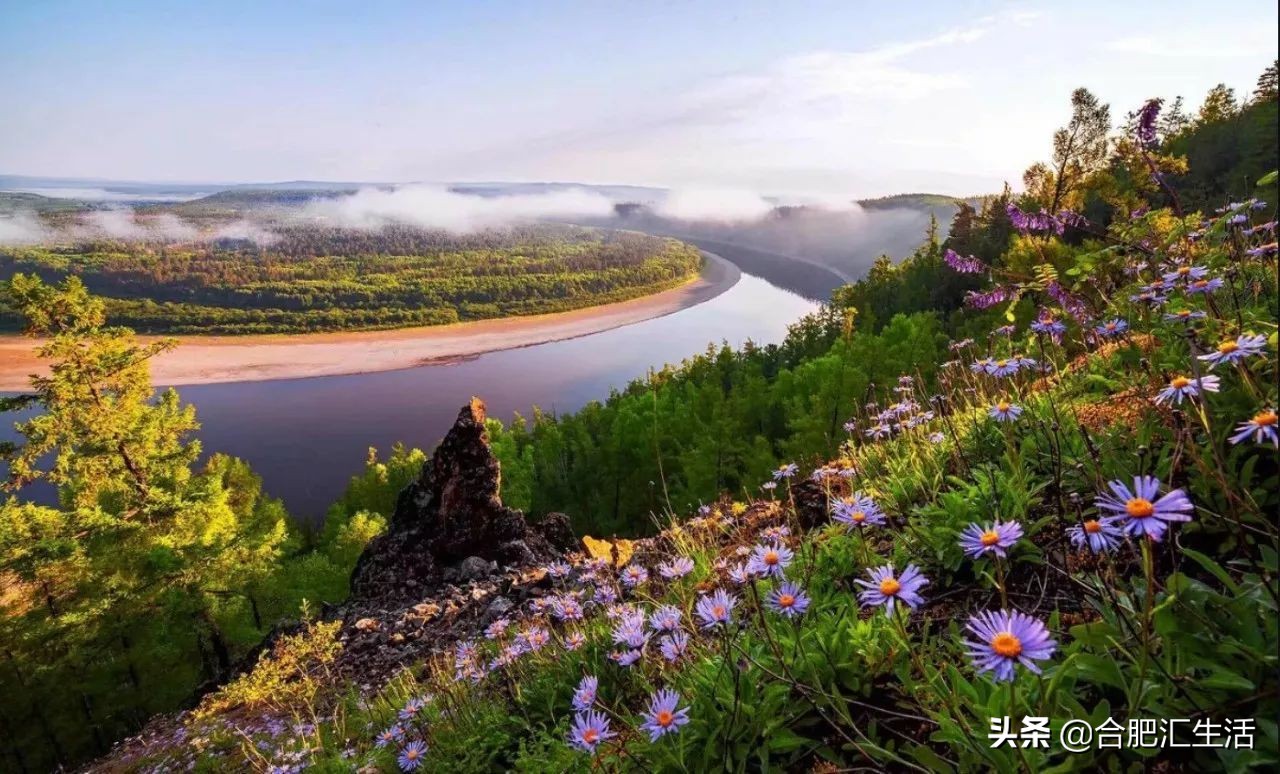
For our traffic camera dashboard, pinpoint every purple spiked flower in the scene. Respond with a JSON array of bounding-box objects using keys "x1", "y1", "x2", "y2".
[
  {"x1": 572, "y1": 675, "x2": 598, "y2": 711},
  {"x1": 856, "y1": 564, "x2": 929, "y2": 615},
  {"x1": 563, "y1": 631, "x2": 587, "y2": 651},
  {"x1": 610, "y1": 649, "x2": 643, "y2": 667},
  {"x1": 568, "y1": 711, "x2": 615, "y2": 753},
  {"x1": 375, "y1": 725, "x2": 406, "y2": 748},
  {"x1": 745, "y1": 542, "x2": 793, "y2": 578},
  {"x1": 695, "y1": 589, "x2": 737, "y2": 629},
  {"x1": 648, "y1": 605, "x2": 682, "y2": 633},
  {"x1": 1230, "y1": 409, "x2": 1279, "y2": 447},
  {"x1": 1067, "y1": 518, "x2": 1123, "y2": 553},
  {"x1": 1186, "y1": 277, "x2": 1224, "y2": 295},
  {"x1": 612, "y1": 610, "x2": 648, "y2": 649},
  {"x1": 640, "y1": 689, "x2": 690, "y2": 742},
  {"x1": 620, "y1": 564, "x2": 649, "y2": 587},
  {"x1": 959, "y1": 521, "x2": 1024, "y2": 559},
  {"x1": 765, "y1": 580, "x2": 812, "y2": 618},
  {"x1": 1096, "y1": 476, "x2": 1194, "y2": 542},
  {"x1": 1094, "y1": 318, "x2": 1128, "y2": 338},
  {"x1": 1155, "y1": 374, "x2": 1220, "y2": 405},
  {"x1": 1135, "y1": 98, "x2": 1161, "y2": 149},
  {"x1": 1163, "y1": 308, "x2": 1207, "y2": 323},
  {"x1": 964, "y1": 610, "x2": 1057, "y2": 682},
  {"x1": 1162, "y1": 264, "x2": 1209, "y2": 283},
  {"x1": 397, "y1": 740, "x2": 428, "y2": 771},
  {"x1": 944, "y1": 249, "x2": 987, "y2": 273},
  {"x1": 1197, "y1": 334, "x2": 1268, "y2": 368},
  {"x1": 773, "y1": 463, "x2": 799, "y2": 480}
]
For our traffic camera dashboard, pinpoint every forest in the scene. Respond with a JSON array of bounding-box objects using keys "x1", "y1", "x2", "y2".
[
  {"x1": 0, "y1": 225, "x2": 702, "y2": 334},
  {"x1": 0, "y1": 63, "x2": 1276, "y2": 772}
]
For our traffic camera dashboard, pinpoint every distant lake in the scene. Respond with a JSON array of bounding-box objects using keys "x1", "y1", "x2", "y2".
[{"x1": 2, "y1": 243, "x2": 826, "y2": 522}]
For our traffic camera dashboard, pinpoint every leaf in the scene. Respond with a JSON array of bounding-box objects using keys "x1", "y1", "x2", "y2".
[
  {"x1": 1257, "y1": 170, "x2": 1278, "y2": 187},
  {"x1": 581, "y1": 535, "x2": 634, "y2": 567}
]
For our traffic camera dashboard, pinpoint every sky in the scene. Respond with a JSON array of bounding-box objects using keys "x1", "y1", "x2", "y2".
[{"x1": 1, "y1": 0, "x2": 1276, "y2": 199}]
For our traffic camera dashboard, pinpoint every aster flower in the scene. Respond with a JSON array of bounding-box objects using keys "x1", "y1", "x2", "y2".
[
  {"x1": 746, "y1": 542, "x2": 794, "y2": 578},
  {"x1": 971, "y1": 357, "x2": 995, "y2": 374},
  {"x1": 773, "y1": 463, "x2": 799, "y2": 480},
  {"x1": 1030, "y1": 312, "x2": 1067, "y2": 339},
  {"x1": 1162, "y1": 308, "x2": 1207, "y2": 323},
  {"x1": 1096, "y1": 476, "x2": 1194, "y2": 542},
  {"x1": 866, "y1": 422, "x2": 894, "y2": 439},
  {"x1": 989, "y1": 401, "x2": 1023, "y2": 422},
  {"x1": 1131, "y1": 290, "x2": 1168, "y2": 306},
  {"x1": 929, "y1": 431, "x2": 945, "y2": 443},
  {"x1": 572, "y1": 675, "x2": 598, "y2": 711},
  {"x1": 855, "y1": 564, "x2": 929, "y2": 616},
  {"x1": 964, "y1": 610, "x2": 1057, "y2": 682},
  {"x1": 765, "y1": 580, "x2": 812, "y2": 618},
  {"x1": 563, "y1": 631, "x2": 587, "y2": 651},
  {"x1": 545, "y1": 561, "x2": 572, "y2": 579},
  {"x1": 484, "y1": 618, "x2": 510, "y2": 640},
  {"x1": 1197, "y1": 334, "x2": 1268, "y2": 368},
  {"x1": 959, "y1": 520, "x2": 1024, "y2": 559},
  {"x1": 658, "y1": 556, "x2": 695, "y2": 580},
  {"x1": 398, "y1": 696, "x2": 427, "y2": 722},
  {"x1": 593, "y1": 585, "x2": 618, "y2": 605},
  {"x1": 1186, "y1": 278, "x2": 1224, "y2": 295},
  {"x1": 609, "y1": 649, "x2": 642, "y2": 667},
  {"x1": 648, "y1": 605, "x2": 682, "y2": 633},
  {"x1": 1161, "y1": 264, "x2": 1209, "y2": 283},
  {"x1": 454, "y1": 641, "x2": 478, "y2": 668},
  {"x1": 695, "y1": 589, "x2": 737, "y2": 629},
  {"x1": 832, "y1": 493, "x2": 886, "y2": 529},
  {"x1": 1067, "y1": 518, "x2": 1123, "y2": 553},
  {"x1": 842, "y1": 420, "x2": 858, "y2": 433},
  {"x1": 761, "y1": 481, "x2": 778, "y2": 491},
  {"x1": 568, "y1": 711, "x2": 615, "y2": 753},
  {"x1": 761, "y1": 525, "x2": 790, "y2": 541},
  {"x1": 397, "y1": 740, "x2": 428, "y2": 772},
  {"x1": 612, "y1": 611, "x2": 649, "y2": 649},
  {"x1": 986, "y1": 358, "x2": 1021, "y2": 378},
  {"x1": 728, "y1": 563, "x2": 752, "y2": 585},
  {"x1": 521, "y1": 626, "x2": 551, "y2": 651},
  {"x1": 659, "y1": 632, "x2": 690, "y2": 661},
  {"x1": 375, "y1": 725, "x2": 406, "y2": 748},
  {"x1": 1094, "y1": 318, "x2": 1129, "y2": 338},
  {"x1": 1155, "y1": 374, "x2": 1220, "y2": 405},
  {"x1": 1230, "y1": 409, "x2": 1279, "y2": 447},
  {"x1": 551, "y1": 596, "x2": 585, "y2": 622},
  {"x1": 620, "y1": 564, "x2": 649, "y2": 587},
  {"x1": 640, "y1": 689, "x2": 691, "y2": 742}
]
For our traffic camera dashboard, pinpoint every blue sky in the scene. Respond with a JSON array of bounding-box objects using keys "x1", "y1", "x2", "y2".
[{"x1": 1, "y1": 0, "x2": 1275, "y2": 197}]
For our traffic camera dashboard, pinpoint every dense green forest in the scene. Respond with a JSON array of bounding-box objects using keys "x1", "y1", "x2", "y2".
[
  {"x1": 0, "y1": 66, "x2": 1276, "y2": 772},
  {"x1": 0, "y1": 225, "x2": 702, "y2": 334}
]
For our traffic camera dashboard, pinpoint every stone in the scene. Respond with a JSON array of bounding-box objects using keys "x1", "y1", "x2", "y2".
[{"x1": 458, "y1": 556, "x2": 494, "y2": 580}]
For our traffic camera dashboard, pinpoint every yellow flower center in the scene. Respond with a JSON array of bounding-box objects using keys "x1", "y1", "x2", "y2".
[
  {"x1": 778, "y1": 593, "x2": 795, "y2": 608},
  {"x1": 763, "y1": 551, "x2": 779, "y2": 565},
  {"x1": 1217, "y1": 341, "x2": 1239, "y2": 354},
  {"x1": 656, "y1": 710, "x2": 674, "y2": 727},
  {"x1": 712, "y1": 605, "x2": 725, "y2": 618},
  {"x1": 1192, "y1": 280, "x2": 1208, "y2": 289},
  {"x1": 992, "y1": 632, "x2": 1023, "y2": 658},
  {"x1": 1106, "y1": 322, "x2": 1117, "y2": 330},
  {"x1": 980, "y1": 530, "x2": 1001, "y2": 546},
  {"x1": 851, "y1": 511, "x2": 866, "y2": 523},
  {"x1": 406, "y1": 750, "x2": 420, "y2": 760},
  {"x1": 996, "y1": 401, "x2": 1011, "y2": 412},
  {"x1": 996, "y1": 359, "x2": 1008, "y2": 367},
  {"x1": 1177, "y1": 266, "x2": 1192, "y2": 275},
  {"x1": 1083, "y1": 519, "x2": 1102, "y2": 534},
  {"x1": 583, "y1": 728, "x2": 599, "y2": 743},
  {"x1": 879, "y1": 578, "x2": 901, "y2": 596},
  {"x1": 1177, "y1": 309, "x2": 1192, "y2": 317},
  {"x1": 1255, "y1": 411, "x2": 1278, "y2": 427},
  {"x1": 1125, "y1": 498, "x2": 1155, "y2": 518},
  {"x1": 1170, "y1": 376, "x2": 1191, "y2": 389}
]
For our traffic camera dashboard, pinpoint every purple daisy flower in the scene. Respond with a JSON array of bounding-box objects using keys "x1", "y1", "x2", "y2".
[
  {"x1": 1186, "y1": 278, "x2": 1224, "y2": 295},
  {"x1": 612, "y1": 611, "x2": 649, "y2": 649},
  {"x1": 609, "y1": 649, "x2": 643, "y2": 667},
  {"x1": 765, "y1": 580, "x2": 811, "y2": 618},
  {"x1": 375, "y1": 724, "x2": 406, "y2": 748},
  {"x1": 1197, "y1": 334, "x2": 1268, "y2": 368},
  {"x1": 773, "y1": 463, "x2": 799, "y2": 480},
  {"x1": 1066, "y1": 518, "x2": 1123, "y2": 553},
  {"x1": 551, "y1": 596, "x2": 585, "y2": 622},
  {"x1": 593, "y1": 584, "x2": 618, "y2": 605},
  {"x1": 484, "y1": 618, "x2": 510, "y2": 640},
  {"x1": 572, "y1": 675, "x2": 598, "y2": 711},
  {"x1": 658, "y1": 556, "x2": 695, "y2": 580},
  {"x1": 398, "y1": 696, "x2": 427, "y2": 721},
  {"x1": 986, "y1": 358, "x2": 1020, "y2": 378},
  {"x1": 1163, "y1": 308, "x2": 1207, "y2": 323},
  {"x1": 545, "y1": 561, "x2": 572, "y2": 579},
  {"x1": 856, "y1": 563, "x2": 929, "y2": 615},
  {"x1": 1155, "y1": 374, "x2": 1220, "y2": 405},
  {"x1": 1030, "y1": 313, "x2": 1067, "y2": 340},
  {"x1": 964, "y1": 610, "x2": 1057, "y2": 682},
  {"x1": 695, "y1": 589, "x2": 737, "y2": 629},
  {"x1": 959, "y1": 520, "x2": 1024, "y2": 559},
  {"x1": 989, "y1": 401, "x2": 1023, "y2": 422},
  {"x1": 1230, "y1": 409, "x2": 1279, "y2": 447},
  {"x1": 832, "y1": 493, "x2": 886, "y2": 529},
  {"x1": 563, "y1": 631, "x2": 587, "y2": 651},
  {"x1": 640, "y1": 689, "x2": 690, "y2": 742},
  {"x1": 568, "y1": 711, "x2": 615, "y2": 753},
  {"x1": 1096, "y1": 476, "x2": 1194, "y2": 542},
  {"x1": 620, "y1": 564, "x2": 649, "y2": 587},
  {"x1": 728, "y1": 563, "x2": 752, "y2": 585},
  {"x1": 648, "y1": 605, "x2": 682, "y2": 633},
  {"x1": 397, "y1": 740, "x2": 428, "y2": 771},
  {"x1": 745, "y1": 542, "x2": 794, "y2": 578},
  {"x1": 1094, "y1": 318, "x2": 1129, "y2": 338},
  {"x1": 659, "y1": 631, "x2": 690, "y2": 661},
  {"x1": 1162, "y1": 264, "x2": 1209, "y2": 283},
  {"x1": 971, "y1": 357, "x2": 995, "y2": 374}
]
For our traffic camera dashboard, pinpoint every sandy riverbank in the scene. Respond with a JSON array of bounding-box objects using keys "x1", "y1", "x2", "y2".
[{"x1": 0, "y1": 251, "x2": 740, "y2": 390}]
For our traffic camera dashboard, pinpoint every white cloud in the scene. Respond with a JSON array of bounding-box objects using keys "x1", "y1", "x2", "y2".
[
  {"x1": 0, "y1": 211, "x2": 49, "y2": 245},
  {"x1": 654, "y1": 188, "x2": 776, "y2": 221},
  {"x1": 303, "y1": 185, "x2": 618, "y2": 231}
]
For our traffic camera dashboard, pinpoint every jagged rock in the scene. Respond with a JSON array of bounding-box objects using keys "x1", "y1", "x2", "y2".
[
  {"x1": 532, "y1": 511, "x2": 576, "y2": 551},
  {"x1": 791, "y1": 478, "x2": 831, "y2": 530},
  {"x1": 349, "y1": 397, "x2": 568, "y2": 601},
  {"x1": 354, "y1": 617, "x2": 379, "y2": 631}
]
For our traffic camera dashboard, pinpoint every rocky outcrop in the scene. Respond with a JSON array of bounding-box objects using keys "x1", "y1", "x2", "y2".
[{"x1": 349, "y1": 397, "x2": 566, "y2": 602}]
